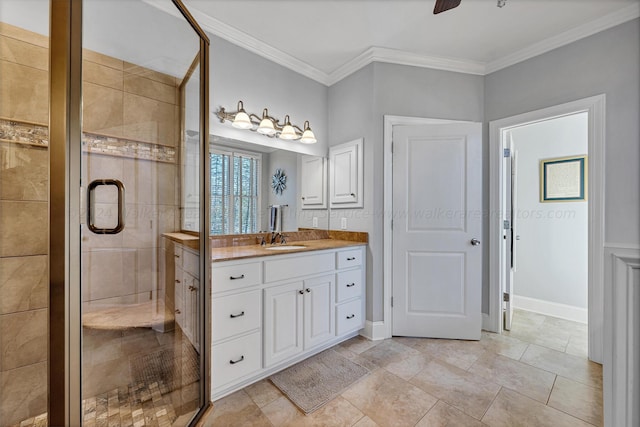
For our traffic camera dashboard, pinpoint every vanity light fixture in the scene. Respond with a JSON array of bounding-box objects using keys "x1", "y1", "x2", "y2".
[{"x1": 216, "y1": 100, "x2": 317, "y2": 144}]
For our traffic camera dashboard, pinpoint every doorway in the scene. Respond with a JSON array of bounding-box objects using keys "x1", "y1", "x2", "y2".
[{"x1": 489, "y1": 95, "x2": 605, "y2": 363}]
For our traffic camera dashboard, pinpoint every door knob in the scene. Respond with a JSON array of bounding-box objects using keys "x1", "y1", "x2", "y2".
[{"x1": 470, "y1": 238, "x2": 481, "y2": 246}]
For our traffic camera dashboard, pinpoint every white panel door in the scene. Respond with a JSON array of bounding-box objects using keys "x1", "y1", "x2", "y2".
[
  {"x1": 264, "y1": 281, "x2": 303, "y2": 367},
  {"x1": 303, "y1": 274, "x2": 335, "y2": 350},
  {"x1": 392, "y1": 123, "x2": 482, "y2": 340}
]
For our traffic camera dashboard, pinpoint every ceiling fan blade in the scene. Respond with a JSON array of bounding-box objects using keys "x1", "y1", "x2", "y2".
[{"x1": 433, "y1": 0, "x2": 462, "y2": 14}]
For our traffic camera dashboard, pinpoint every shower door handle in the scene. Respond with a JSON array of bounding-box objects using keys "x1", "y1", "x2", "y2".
[{"x1": 87, "y1": 179, "x2": 125, "y2": 234}]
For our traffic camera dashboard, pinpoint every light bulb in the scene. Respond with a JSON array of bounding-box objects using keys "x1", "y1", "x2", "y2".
[
  {"x1": 257, "y1": 109, "x2": 277, "y2": 135},
  {"x1": 231, "y1": 101, "x2": 253, "y2": 130},
  {"x1": 299, "y1": 121, "x2": 317, "y2": 144},
  {"x1": 278, "y1": 115, "x2": 299, "y2": 140}
]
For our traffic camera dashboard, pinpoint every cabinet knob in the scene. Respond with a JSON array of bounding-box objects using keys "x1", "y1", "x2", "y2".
[
  {"x1": 305, "y1": 288, "x2": 311, "y2": 293},
  {"x1": 350, "y1": 193, "x2": 356, "y2": 197},
  {"x1": 298, "y1": 290, "x2": 304, "y2": 295},
  {"x1": 175, "y1": 279, "x2": 181, "y2": 283},
  {"x1": 189, "y1": 285, "x2": 197, "y2": 292},
  {"x1": 346, "y1": 314, "x2": 355, "y2": 319},
  {"x1": 301, "y1": 196, "x2": 305, "y2": 200},
  {"x1": 229, "y1": 355, "x2": 244, "y2": 365},
  {"x1": 175, "y1": 309, "x2": 181, "y2": 314},
  {"x1": 174, "y1": 254, "x2": 180, "y2": 258}
]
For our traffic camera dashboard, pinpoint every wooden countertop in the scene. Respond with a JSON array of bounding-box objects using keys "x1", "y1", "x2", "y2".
[
  {"x1": 162, "y1": 232, "x2": 199, "y2": 251},
  {"x1": 211, "y1": 239, "x2": 366, "y2": 262}
]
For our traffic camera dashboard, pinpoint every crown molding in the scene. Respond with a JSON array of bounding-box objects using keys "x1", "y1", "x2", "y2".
[
  {"x1": 150, "y1": 1, "x2": 639, "y2": 85},
  {"x1": 485, "y1": 2, "x2": 640, "y2": 74},
  {"x1": 326, "y1": 47, "x2": 486, "y2": 85}
]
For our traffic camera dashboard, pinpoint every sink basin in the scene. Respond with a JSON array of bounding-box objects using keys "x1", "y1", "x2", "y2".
[{"x1": 265, "y1": 245, "x2": 307, "y2": 251}]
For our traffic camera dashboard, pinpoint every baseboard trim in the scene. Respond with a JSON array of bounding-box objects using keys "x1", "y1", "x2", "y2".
[
  {"x1": 512, "y1": 295, "x2": 587, "y2": 324},
  {"x1": 361, "y1": 321, "x2": 386, "y2": 341}
]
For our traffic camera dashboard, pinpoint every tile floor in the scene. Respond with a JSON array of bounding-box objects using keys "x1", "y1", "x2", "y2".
[{"x1": 202, "y1": 309, "x2": 602, "y2": 427}]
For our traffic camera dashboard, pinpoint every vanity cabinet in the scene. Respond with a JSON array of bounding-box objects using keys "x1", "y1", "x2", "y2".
[
  {"x1": 300, "y1": 155, "x2": 327, "y2": 209},
  {"x1": 329, "y1": 138, "x2": 363, "y2": 208},
  {"x1": 211, "y1": 245, "x2": 365, "y2": 400},
  {"x1": 174, "y1": 243, "x2": 200, "y2": 352}
]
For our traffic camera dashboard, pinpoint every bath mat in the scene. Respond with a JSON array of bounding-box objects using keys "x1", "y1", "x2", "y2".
[
  {"x1": 270, "y1": 349, "x2": 370, "y2": 414},
  {"x1": 129, "y1": 340, "x2": 199, "y2": 397}
]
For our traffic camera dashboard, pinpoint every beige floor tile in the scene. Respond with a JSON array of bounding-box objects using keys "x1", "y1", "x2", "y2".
[
  {"x1": 482, "y1": 388, "x2": 592, "y2": 427},
  {"x1": 203, "y1": 390, "x2": 272, "y2": 427},
  {"x1": 520, "y1": 344, "x2": 602, "y2": 389},
  {"x1": 338, "y1": 336, "x2": 380, "y2": 355},
  {"x1": 359, "y1": 339, "x2": 430, "y2": 380},
  {"x1": 416, "y1": 400, "x2": 485, "y2": 426},
  {"x1": 480, "y1": 331, "x2": 529, "y2": 360},
  {"x1": 243, "y1": 379, "x2": 283, "y2": 408},
  {"x1": 342, "y1": 369, "x2": 437, "y2": 427},
  {"x1": 409, "y1": 359, "x2": 500, "y2": 420},
  {"x1": 548, "y1": 376, "x2": 603, "y2": 426},
  {"x1": 468, "y1": 352, "x2": 556, "y2": 403},
  {"x1": 565, "y1": 334, "x2": 589, "y2": 358},
  {"x1": 262, "y1": 395, "x2": 363, "y2": 427},
  {"x1": 352, "y1": 416, "x2": 379, "y2": 427},
  {"x1": 410, "y1": 338, "x2": 486, "y2": 370}
]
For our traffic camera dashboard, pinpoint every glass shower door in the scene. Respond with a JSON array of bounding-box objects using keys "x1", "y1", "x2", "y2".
[{"x1": 79, "y1": 1, "x2": 209, "y2": 425}]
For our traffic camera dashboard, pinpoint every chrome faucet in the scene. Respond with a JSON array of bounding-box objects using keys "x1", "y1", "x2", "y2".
[
  {"x1": 280, "y1": 234, "x2": 288, "y2": 244},
  {"x1": 270, "y1": 232, "x2": 280, "y2": 245}
]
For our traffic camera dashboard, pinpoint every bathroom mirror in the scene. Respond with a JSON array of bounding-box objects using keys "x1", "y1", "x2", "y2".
[{"x1": 183, "y1": 134, "x2": 330, "y2": 235}]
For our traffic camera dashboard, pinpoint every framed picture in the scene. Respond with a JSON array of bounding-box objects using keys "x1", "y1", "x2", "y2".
[{"x1": 540, "y1": 155, "x2": 587, "y2": 202}]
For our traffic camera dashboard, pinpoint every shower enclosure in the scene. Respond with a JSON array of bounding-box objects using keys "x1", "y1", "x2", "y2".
[{"x1": 0, "y1": 0, "x2": 210, "y2": 425}]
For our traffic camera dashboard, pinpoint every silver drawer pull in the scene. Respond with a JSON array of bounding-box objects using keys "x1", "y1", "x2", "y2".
[
  {"x1": 346, "y1": 314, "x2": 355, "y2": 319},
  {"x1": 230, "y1": 311, "x2": 245, "y2": 319},
  {"x1": 229, "y1": 355, "x2": 244, "y2": 365},
  {"x1": 346, "y1": 283, "x2": 355, "y2": 288},
  {"x1": 230, "y1": 274, "x2": 245, "y2": 280},
  {"x1": 346, "y1": 257, "x2": 356, "y2": 261}
]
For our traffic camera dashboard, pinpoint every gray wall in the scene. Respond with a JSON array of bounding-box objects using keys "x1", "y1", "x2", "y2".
[
  {"x1": 328, "y1": 63, "x2": 485, "y2": 321},
  {"x1": 209, "y1": 35, "x2": 329, "y2": 158},
  {"x1": 485, "y1": 18, "x2": 640, "y2": 249}
]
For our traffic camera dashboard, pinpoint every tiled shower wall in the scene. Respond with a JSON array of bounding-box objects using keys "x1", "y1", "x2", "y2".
[{"x1": 0, "y1": 22, "x2": 181, "y2": 424}]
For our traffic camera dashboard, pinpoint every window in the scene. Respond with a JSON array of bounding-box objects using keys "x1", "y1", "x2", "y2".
[{"x1": 210, "y1": 148, "x2": 261, "y2": 234}]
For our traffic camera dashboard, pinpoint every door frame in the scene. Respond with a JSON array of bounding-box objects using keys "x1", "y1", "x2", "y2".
[
  {"x1": 488, "y1": 95, "x2": 606, "y2": 363},
  {"x1": 382, "y1": 115, "x2": 478, "y2": 339}
]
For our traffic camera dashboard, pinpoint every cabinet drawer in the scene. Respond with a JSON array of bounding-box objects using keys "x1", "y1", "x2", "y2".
[
  {"x1": 337, "y1": 248, "x2": 363, "y2": 269},
  {"x1": 212, "y1": 262, "x2": 262, "y2": 293},
  {"x1": 182, "y1": 248, "x2": 199, "y2": 278},
  {"x1": 264, "y1": 252, "x2": 334, "y2": 283},
  {"x1": 212, "y1": 290, "x2": 261, "y2": 343},
  {"x1": 336, "y1": 299, "x2": 364, "y2": 336},
  {"x1": 336, "y1": 269, "x2": 363, "y2": 303},
  {"x1": 212, "y1": 331, "x2": 261, "y2": 390}
]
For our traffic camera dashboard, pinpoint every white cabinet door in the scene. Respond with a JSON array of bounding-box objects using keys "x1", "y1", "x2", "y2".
[
  {"x1": 264, "y1": 281, "x2": 304, "y2": 367},
  {"x1": 300, "y1": 155, "x2": 327, "y2": 209},
  {"x1": 329, "y1": 138, "x2": 363, "y2": 208},
  {"x1": 303, "y1": 274, "x2": 335, "y2": 350}
]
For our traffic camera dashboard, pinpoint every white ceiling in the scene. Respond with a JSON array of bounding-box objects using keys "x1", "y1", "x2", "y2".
[{"x1": 183, "y1": 0, "x2": 640, "y2": 84}]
